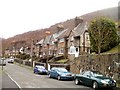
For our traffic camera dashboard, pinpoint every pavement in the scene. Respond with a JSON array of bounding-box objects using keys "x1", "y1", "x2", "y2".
[{"x1": 0, "y1": 66, "x2": 20, "y2": 90}]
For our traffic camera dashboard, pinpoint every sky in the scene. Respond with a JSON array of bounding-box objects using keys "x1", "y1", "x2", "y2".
[{"x1": 0, "y1": 0, "x2": 119, "y2": 39}]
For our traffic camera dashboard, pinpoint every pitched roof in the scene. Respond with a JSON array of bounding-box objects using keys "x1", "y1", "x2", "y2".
[
  {"x1": 52, "y1": 29, "x2": 67, "y2": 41},
  {"x1": 73, "y1": 22, "x2": 88, "y2": 37},
  {"x1": 36, "y1": 39, "x2": 44, "y2": 45},
  {"x1": 43, "y1": 35, "x2": 52, "y2": 45},
  {"x1": 57, "y1": 29, "x2": 72, "y2": 39}
]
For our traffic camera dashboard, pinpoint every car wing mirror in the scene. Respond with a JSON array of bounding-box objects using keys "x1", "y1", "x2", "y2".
[{"x1": 87, "y1": 75, "x2": 91, "y2": 78}]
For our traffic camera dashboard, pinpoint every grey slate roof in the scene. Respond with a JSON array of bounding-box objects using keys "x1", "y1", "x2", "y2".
[
  {"x1": 36, "y1": 29, "x2": 67, "y2": 45},
  {"x1": 73, "y1": 22, "x2": 88, "y2": 37},
  {"x1": 52, "y1": 29, "x2": 67, "y2": 41},
  {"x1": 57, "y1": 29, "x2": 72, "y2": 39}
]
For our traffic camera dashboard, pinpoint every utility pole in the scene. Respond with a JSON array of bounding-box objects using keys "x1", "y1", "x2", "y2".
[
  {"x1": 1, "y1": 38, "x2": 5, "y2": 71},
  {"x1": 46, "y1": 43, "x2": 50, "y2": 70},
  {"x1": 45, "y1": 31, "x2": 51, "y2": 70},
  {"x1": 31, "y1": 39, "x2": 34, "y2": 67},
  {"x1": 12, "y1": 41, "x2": 16, "y2": 59}
]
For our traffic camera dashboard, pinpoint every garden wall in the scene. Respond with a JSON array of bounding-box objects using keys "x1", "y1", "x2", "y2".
[{"x1": 69, "y1": 53, "x2": 120, "y2": 80}]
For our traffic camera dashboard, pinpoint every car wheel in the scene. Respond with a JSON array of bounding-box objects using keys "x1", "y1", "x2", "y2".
[
  {"x1": 48, "y1": 74, "x2": 51, "y2": 78},
  {"x1": 75, "y1": 78, "x2": 79, "y2": 85},
  {"x1": 34, "y1": 71, "x2": 38, "y2": 74},
  {"x1": 57, "y1": 75, "x2": 61, "y2": 80},
  {"x1": 93, "y1": 81, "x2": 98, "y2": 89}
]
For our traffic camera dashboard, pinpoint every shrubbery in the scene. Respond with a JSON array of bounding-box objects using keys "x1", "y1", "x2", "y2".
[{"x1": 16, "y1": 53, "x2": 30, "y2": 60}]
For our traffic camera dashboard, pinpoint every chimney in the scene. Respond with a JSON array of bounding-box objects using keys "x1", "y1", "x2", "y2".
[
  {"x1": 75, "y1": 16, "x2": 83, "y2": 27},
  {"x1": 57, "y1": 24, "x2": 64, "y2": 33}
]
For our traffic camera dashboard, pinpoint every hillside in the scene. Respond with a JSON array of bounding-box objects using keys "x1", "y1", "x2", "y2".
[
  {"x1": 105, "y1": 45, "x2": 120, "y2": 53},
  {"x1": 3, "y1": 7, "x2": 118, "y2": 49}
]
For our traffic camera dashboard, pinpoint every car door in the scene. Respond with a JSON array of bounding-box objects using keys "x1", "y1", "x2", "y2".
[
  {"x1": 34, "y1": 66, "x2": 38, "y2": 73},
  {"x1": 50, "y1": 69, "x2": 54, "y2": 77},
  {"x1": 82, "y1": 71, "x2": 93, "y2": 85},
  {"x1": 50, "y1": 68, "x2": 57, "y2": 78},
  {"x1": 53, "y1": 69, "x2": 58, "y2": 78}
]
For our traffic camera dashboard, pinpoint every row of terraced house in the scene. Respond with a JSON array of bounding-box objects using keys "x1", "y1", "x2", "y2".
[{"x1": 30, "y1": 17, "x2": 90, "y2": 63}]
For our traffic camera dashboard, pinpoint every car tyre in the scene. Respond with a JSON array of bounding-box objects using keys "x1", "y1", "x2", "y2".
[
  {"x1": 57, "y1": 75, "x2": 61, "y2": 80},
  {"x1": 48, "y1": 74, "x2": 51, "y2": 78},
  {"x1": 93, "y1": 81, "x2": 98, "y2": 89},
  {"x1": 34, "y1": 71, "x2": 35, "y2": 73},
  {"x1": 75, "y1": 78, "x2": 79, "y2": 85}
]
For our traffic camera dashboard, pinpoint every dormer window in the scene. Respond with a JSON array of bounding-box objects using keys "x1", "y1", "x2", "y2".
[
  {"x1": 85, "y1": 33, "x2": 89, "y2": 41},
  {"x1": 59, "y1": 38, "x2": 64, "y2": 43}
]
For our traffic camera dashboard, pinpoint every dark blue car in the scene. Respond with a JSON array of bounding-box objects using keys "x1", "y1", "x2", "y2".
[
  {"x1": 33, "y1": 65, "x2": 48, "y2": 74},
  {"x1": 48, "y1": 67, "x2": 74, "y2": 80}
]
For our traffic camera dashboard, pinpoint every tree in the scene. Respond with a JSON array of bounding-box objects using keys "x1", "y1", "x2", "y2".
[{"x1": 88, "y1": 17, "x2": 118, "y2": 54}]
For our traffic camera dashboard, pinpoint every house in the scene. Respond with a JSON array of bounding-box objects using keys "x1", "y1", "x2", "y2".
[
  {"x1": 68, "y1": 17, "x2": 90, "y2": 57},
  {"x1": 36, "y1": 25, "x2": 66, "y2": 61},
  {"x1": 46, "y1": 25, "x2": 70, "y2": 58},
  {"x1": 57, "y1": 29, "x2": 72, "y2": 58},
  {"x1": 36, "y1": 39, "x2": 44, "y2": 57},
  {"x1": 56, "y1": 17, "x2": 90, "y2": 58}
]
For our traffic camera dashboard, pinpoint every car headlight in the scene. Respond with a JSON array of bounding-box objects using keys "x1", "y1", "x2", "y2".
[
  {"x1": 101, "y1": 80, "x2": 108, "y2": 84},
  {"x1": 114, "y1": 80, "x2": 116, "y2": 83},
  {"x1": 61, "y1": 74, "x2": 66, "y2": 76},
  {"x1": 72, "y1": 74, "x2": 75, "y2": 76}
]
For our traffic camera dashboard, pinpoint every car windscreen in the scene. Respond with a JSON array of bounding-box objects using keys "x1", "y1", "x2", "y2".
[
  {"x1": 37, "y1": 66, "x2": 45, "y2": 69},
  {"x1": 57, "y1": 68, "x2": 68, "y2": 73},
  {"x1": 92, "y1": 71, "x2": 104, "y2": 77}
]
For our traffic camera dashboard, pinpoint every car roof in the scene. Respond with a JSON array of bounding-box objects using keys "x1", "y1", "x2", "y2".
[
  {"x1": 51, "y1": 67, "x2": 67, "y2": 71},
  {"x1": 35, "y1": 65, "x2": 45, "y2": 67},
  {"x1": 51, "y1": 67, "x2": 66, "y2": 69}
]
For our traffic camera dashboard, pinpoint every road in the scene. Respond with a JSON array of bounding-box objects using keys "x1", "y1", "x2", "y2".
[
  {"x1": 2, "y1": 62, "x2": 93, "y2": 89},
  {"x1": 1, "y1": 59, "x2": 120, "y2": 90}
]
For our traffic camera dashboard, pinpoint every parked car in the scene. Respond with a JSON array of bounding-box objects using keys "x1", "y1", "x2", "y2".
[
  {"x1": 33, "y1": 65, "x2": 48, "y2": 74},
  {"x1": 7, "y1": 58, "x2": 14, "y2": 63},
  {"x1": 0, "y1": 58, "x2": 6, "y2": 66},
  {"x1": 74, "y1": 70, "x2": 116, "y2": 89},
  {"x1": 48, "y1": 67, "x2": 74, "y2": 80}
]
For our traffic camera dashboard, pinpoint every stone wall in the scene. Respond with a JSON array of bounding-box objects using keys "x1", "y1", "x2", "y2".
[{"x1": 69, "y1": 53, "x2": 120, "y2": 80}]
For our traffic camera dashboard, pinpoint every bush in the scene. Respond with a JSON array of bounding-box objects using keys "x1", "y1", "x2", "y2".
[{"x1": 16, "y1": 53, "x2": 30, "y2": 60}]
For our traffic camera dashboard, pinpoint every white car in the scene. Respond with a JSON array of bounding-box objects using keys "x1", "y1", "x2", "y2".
[
  {"x1": 0, "y1": 58, "x2": 6, "y2": 66},
  {"x1": 8, "y1": 58, "x2": 14, "y2": 63}
]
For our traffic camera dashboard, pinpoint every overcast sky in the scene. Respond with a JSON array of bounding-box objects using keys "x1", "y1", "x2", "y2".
[{"x1": 0, "y1": 0, "x2": 119, "y2": 39}]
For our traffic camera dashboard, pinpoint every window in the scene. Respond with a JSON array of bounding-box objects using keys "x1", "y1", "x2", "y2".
[
  {"x1": 70, "y1": 46, "x2": 76, "y2": 54},
  {"x1": 87, "y1": 47, "x2": 89, "y2": 53},
  {"x1": 49, "y1": 51, "x2": 51, "y2": 55},
  {"x1": 51, "y1": 68, "x2": 55, "y2": 71},
  {"x1": 76, "y1": 48, "x2": 78, "y2": 52},
  {"x1": 59, "y1": 48, "x2": 64, "y2": 54},
  {"x1": 85, "y1": 33, "x2": 89, "y2": 40},
  {"x1": 59, "y1": 38, "x2": 64, "y2": 43},
  {"x1": 83, "y1": 71, "x2": 90, "y2": 76},
  {"x1": 70, "y1": 36, "x2": 74, "y2": 41}
]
